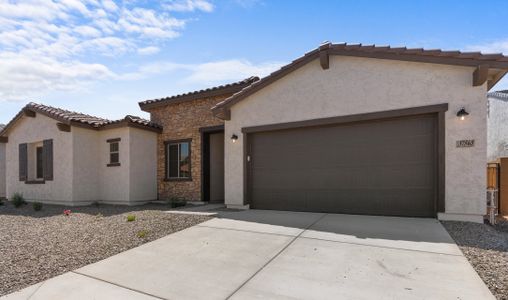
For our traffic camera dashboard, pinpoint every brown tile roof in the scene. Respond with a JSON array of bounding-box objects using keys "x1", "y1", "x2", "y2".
[
  {"x1": 0, "y1": 102, "x2": 162, "y2": 137},
  {"x1": 138, "y1": 76, "x2": 259, "y2": 111},
  {"x1": 212, "y1": 42, "x2": 508, "y2": 120}
]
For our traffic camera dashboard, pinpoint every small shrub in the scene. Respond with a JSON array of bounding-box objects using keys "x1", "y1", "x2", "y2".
[
  {"x1": 168, "y1": 197, "x2": 187, "y2": 208},
  {"x1": 32, "y1": 202, "x2": 43, "y2": 211},
  {"x1": 96, "y1": 212, "x2": 103, "y2": 218},
  {"x1": 137, "y1": 230, "x2": 148, "y2": 238},
  {"x1": 11, "y1": 193, "x2": 26, "y2": 208},
  {"x1": 126, "y1": 214, "x2": 136, "y2": 222}
]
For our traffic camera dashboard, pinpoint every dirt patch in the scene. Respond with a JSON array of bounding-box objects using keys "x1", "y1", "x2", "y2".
[
  {"x1": 442, "y1": 220, "x2": 508, "y2": 300},
  {"x1": 0, "y1": 202, "x2": 212, "y2": 296}
]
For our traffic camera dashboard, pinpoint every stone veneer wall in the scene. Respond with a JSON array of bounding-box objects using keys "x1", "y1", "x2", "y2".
[{"x1": 149, "y1": 96, "x2": 226, "y2": 201}]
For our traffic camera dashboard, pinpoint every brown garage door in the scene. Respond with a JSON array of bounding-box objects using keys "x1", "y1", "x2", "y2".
[{"x1": 248, "y1": 115, "x2": 437, "y2": 217}]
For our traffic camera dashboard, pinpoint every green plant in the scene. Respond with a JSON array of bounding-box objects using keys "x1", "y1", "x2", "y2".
[
  {"x1": 96, "y1": 212, "x2": 103, "y2": 218},
  {"x1": 137, "y1": 230, "x2": 148, "y2": 238},
  {"x1": 32, "y1": 202, "x2": 43, "y2": 211},
  {"x1": 11, "y1": 193, "x2": 26, "y2": 208},
  {"x1": 168, "y1": 197, "x2": 187, "y2": 208},
  {"x1": 126, "y1": 214, "x2": 136, "y2": 222}
]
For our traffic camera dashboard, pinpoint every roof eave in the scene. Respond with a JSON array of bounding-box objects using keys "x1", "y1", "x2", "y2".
[{"x1": 212, "y1": 44, "x2": 508, "y2": 118}]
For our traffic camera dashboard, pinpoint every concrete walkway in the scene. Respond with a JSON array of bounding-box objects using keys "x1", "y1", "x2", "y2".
[{"x1": 3, "y1": 210, "x2": 494, "y2": 300}]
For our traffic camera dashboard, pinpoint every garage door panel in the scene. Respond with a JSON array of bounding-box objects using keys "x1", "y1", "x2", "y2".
[{"x1": 249, "y1": 115, "x2": 437, "y2": 217}]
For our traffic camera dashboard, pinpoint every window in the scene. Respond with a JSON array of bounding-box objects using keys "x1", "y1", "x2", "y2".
[
  {"x1": 36, "y1": 146, "x2": 43, "y2": 179},
  {"x1": 166, "y1": 140, "x2": 191, "y2": 180},
  {"x1": 107, "y1": 138, "x2": 121, "y2": 167}
]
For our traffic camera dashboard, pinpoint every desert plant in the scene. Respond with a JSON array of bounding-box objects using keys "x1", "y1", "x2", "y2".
[
  {"x1": 126, "y1": 214, "x2": 136, "y2": 222},
  {"x1": 11, "y1": 193, "x2": 26, "y2": 208},
  {"x1": 137, "y1": 230, "x2": 148, "y2": 238},
  {"x1": 168, "y1": 197, "x2": 187, "y2": 208},
  {"x1": 32, "y1": 202, "x2": 43, "y2": 211}
]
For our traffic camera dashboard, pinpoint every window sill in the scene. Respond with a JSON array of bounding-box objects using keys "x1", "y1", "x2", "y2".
[
  {"x1": 107, "y1": 163, "x2": 121, "y2": 167},
  {"x1": 25, "y1": 180, "x2": 45, "y2": 184},
  {"x1": 164, "y1": 177, "x2": 192, "y2": 182}
]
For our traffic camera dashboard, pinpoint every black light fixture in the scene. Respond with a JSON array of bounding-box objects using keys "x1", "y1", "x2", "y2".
[
  {"x1": 231, "y1": 134, "x2": 238, "y2": 143},
  {"x1": 456, "y1": 107, "x2": 469, "y2": 121}
]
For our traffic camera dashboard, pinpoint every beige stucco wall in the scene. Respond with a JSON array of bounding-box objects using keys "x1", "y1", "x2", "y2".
[
  {"x1": 73, "y1": 126, "x2": 158, "y2": 205},
  {"x1": 5, "y1": 113, "x2": 158, "y2": 206},
  {"x1": 5, "y1": 114, "x2": 74, "y2": 204},
  {"x1": 72, "y1": 127, "x2": 100, "y2": 203},
  {"x1": 97, "y1": 127, "x2": 131, "y2": 204},
  {"x1": 128, "y1": 127, "x2": 158, "y2": 203},
  {"x1": 0, "y1": 143, "x2": 5, "y2": 198},
  {"x1": 225, "y1": 56, "x2": 487, "y2": 222}
]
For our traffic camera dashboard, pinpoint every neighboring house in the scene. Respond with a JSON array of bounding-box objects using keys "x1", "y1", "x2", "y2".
[
  {"x1": 0, "y1": 124, "x2": 5, "y2": 198},
  {"x1": 208, "y1": 43, "x2": 508, "y2": 223},
  {"x1": 0, "y1": 103, "x2": 161, "y2": 205},
  {"x1": 138, "y1": 77, "x2": 258, "y2": 203},
  {"x1": 487, "y1": 90, "x2": 508, "y2": 161}
]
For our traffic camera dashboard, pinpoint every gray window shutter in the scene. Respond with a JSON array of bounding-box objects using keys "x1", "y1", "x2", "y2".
[
  {"x1": 19, "y1": 143, "x2": 27, "y2": 181},
  {"x1": 43, "y1": 139, "x2": 53, "y2": 181}
]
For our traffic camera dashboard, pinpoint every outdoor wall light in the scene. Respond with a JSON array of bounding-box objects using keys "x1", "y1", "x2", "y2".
[
  {"x1": 231, "y1": 134, "x2": 238, "y2": 143},
  {"x1": 456, "y1": 107, "x2": 469, "y2": 121}
]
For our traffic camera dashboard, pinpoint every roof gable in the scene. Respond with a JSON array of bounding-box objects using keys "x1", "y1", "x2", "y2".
[
  {"x1": 0, "y1": 103, "x2": 162, "y2": 138},
  {"x1": 139, "y1": 76, "x2": 259, "y2": 111},
  {"x1": 212, "y1": 42, "x2": 508, "y2": 120}
]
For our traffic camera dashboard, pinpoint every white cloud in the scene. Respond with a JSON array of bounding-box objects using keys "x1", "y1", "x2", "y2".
[
  {"x1": 119, "y1": 59, "x2": 283, "y2": 83},
  {"x1": 0, "y1": 0, "x2": 213, "y2": 102},
  {"x1": 74, "y1": 25, "x2": 102, "y2": 37},
  {"x1": 137, "y1": 46, "x2": 160, "y2": 55},
  {"x1": 184, "y1": 59, "x2": 281, "y2": 84},
  {"x1": 163, "y1": 0, "x2": 214, "y2": 12},
  {"x1": 0, "y1": 52, "x2": 113, "y2": 101},
  {"x1": 466, "y1": 38, "x2": 508, "y2": 54}
]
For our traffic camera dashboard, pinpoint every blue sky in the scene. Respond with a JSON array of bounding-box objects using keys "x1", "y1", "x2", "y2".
[{"x1": 1, "y1": 0, "x2": 508, "y2": 124}]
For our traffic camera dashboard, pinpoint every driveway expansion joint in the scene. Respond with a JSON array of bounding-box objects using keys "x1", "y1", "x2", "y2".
[
  {"x1": 297, "y1": 235, "x2": 463, "y2": 257},
  {"x1": 225, "y1": 213, "x2": 329, "y2": 299},
  {"x1": 195, "y1": 224, "x2": 301, "y2": 238},
  {"x1": 71, "y1": 271, "x2": 167, "y2": 300}
]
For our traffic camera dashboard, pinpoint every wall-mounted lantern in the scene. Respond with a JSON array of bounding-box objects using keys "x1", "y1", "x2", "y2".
[
  {"x1": 456, "y1": 107, "x2": 469, "y2": 121},
  {"x1": 231, "y1": 134, "x2": 238, "y2": 143}
]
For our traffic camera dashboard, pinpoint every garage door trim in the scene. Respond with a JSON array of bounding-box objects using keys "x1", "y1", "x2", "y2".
[{"x1": 242, "y1": 103, "x2": 448, "y2": 215}]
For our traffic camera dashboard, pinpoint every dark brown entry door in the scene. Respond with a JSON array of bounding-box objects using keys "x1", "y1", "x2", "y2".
[{"x1": 248, "y1": 115, "x2": 437, "y2": 217}]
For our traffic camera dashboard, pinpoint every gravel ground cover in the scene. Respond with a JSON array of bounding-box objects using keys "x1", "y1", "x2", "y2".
[
  {"x1": 0, "y1": 201, "x2": 212, "y2": 296},
  {"x1": 442, "y1": 220, "x2": 508, "y2": 300}
]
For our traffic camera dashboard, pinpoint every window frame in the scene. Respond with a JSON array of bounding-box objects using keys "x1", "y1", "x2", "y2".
[
  {"x1": 164, "y1": 139, "x2": 192, "y2": 181},
  {"x1": 107, "y1": 138, "x2": 121, "y2": 167}
]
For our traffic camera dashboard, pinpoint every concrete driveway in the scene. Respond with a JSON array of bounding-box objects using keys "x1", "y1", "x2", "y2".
[{"x1": 3, "y1": 210, "x2": 493, "y2": 300}]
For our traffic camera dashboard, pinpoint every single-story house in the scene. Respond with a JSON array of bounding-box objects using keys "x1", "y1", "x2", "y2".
[
  {"x1": 487, "y1": 90, "x2": 508, "y2": 161},
  {"x1": 0, "y1": 124, "x2": 5, "y2": 199},
  {"x1": 138, "y1": 77, "x2": 258, "y2": 203},
  {"x1": 2, "y1": 42, "x2": 508, "y2": 223},
  {"x1": 209, "y1": 43, "x2": 508, "y2": 223},
  {"x1": 0, "y1": 103, "x2": 161, "y2": 205},
  {"x1": 139, "y1": 42, "x2": 508, "y2": 223}
]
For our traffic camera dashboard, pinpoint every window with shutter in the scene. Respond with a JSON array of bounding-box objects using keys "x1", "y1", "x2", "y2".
[
  {"x1": 43, "y1": 139, "x2": 53, "y2": 181},
  {"x1": 19, "y1": 143, "x2": 27, "y2": 181}
]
